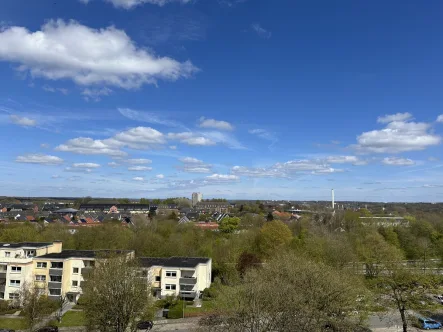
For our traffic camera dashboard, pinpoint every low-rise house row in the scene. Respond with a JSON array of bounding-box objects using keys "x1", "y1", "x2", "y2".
[{"x1": 0, "y1": 241, "x2": 211, "y2": 303}]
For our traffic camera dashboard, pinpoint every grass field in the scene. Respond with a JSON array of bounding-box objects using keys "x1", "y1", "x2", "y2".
[
  {"x1": 183, "y1": 300, "x2": 217, "y2": 317},
  {"x1": 57, "y1": 310, "x2": 86, "y2": 327},
  {"x1": 0, "y1": 317, "x2": 27, "y2": 329}
]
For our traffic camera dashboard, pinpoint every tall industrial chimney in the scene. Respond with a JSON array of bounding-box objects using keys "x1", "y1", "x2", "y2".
[{"x1": 331, "y1": 189, "x2": 335, "y2": 210}]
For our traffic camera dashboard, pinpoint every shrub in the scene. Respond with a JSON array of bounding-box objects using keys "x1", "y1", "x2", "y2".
[{"x1": 167, "y1": 301, "x2": 184, "y2": 319}]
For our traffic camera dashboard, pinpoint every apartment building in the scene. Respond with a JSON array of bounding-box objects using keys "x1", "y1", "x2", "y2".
[
  {"x1": 139, "y1": 257, "x2": 212, "y2": 300},
  {"x1": 0, "y1": 242, "x2": 62, "y2": 301},
  {"x1": 34, "y1": 249, "x2": 134, "y2": 303}
]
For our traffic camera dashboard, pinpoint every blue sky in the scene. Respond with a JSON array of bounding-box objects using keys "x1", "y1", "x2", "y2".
[{"x1": 1, "y1": 0, "x2": 443, "y2": 202}]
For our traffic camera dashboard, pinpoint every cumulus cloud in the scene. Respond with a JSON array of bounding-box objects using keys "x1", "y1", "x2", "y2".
[
  {"x1": 0, "y1": 20, "x2": 197, "y2": 90},
  {"x1": 167, "y1": 132, "x2": 216, "y2": 146},
  {"x1": 251, "y1": 24, "x2": 272, "y2": 39},
  {"x1": 325, "y1": 156, "x2": 359, "y2": 164},
  {"x1": 56, "y1": 127, "x2": 165, "y2": 156},
  {"x1": 205, "y1": 174, "x2": 239, "y2": 182},
  {"x1": 9, "y1": 114, "x2": 36, "y2": 127},
  {"x1": 377, "y1": 112, "x2": 412, "y2": 124},
  {"x1": 382, "y1": 157, "x2": 415, "y2": 166},
  {"x1": 128, "y1": 166, "x2": 153, "y2": 171},
  {"x1": 156, "y1": 174, "x2": 164, "y2": 179},
  {"x1": 437, "y1": 114, "x2": 443, "y2": 123},
  {"x1": 133, "y1": 177, "x2": 144, "y2": 181},
  {"x1": 232, "y1": 158, "x2": 345, "y2": 178},
  {"x1": 108, "y1": 162, "x2": 120, "y2": 167},
  {"x1": 16, "y1": 154, "x2": 63, "y2": 165},
  {"x1": 82, "y1": 87, "x2": 112, "y2": 102},
  {"x1": 169, "y1": 145, "x2": 177, "y2": 150},
  {"x1": 125, "y1": 158, "x2": 152, "y2": 164},
  {"x1": 72, "y1": 163, "x2": 101, "y2": 168},
  {"x1": 198, "y1": 117, "x2": 234, "y2": 131},
  {"x1": 86, "y1": 0, "x2": 192, "y2": 9},
  {"x1": 353, "y1": 115, "x2": 441, "y2": 153},
  {"x1": 178, "y1": 156, "x2": 212, "y2": 173}
]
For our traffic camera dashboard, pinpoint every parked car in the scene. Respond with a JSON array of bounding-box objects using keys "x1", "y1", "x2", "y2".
[
  {"x1": 419, "y1": 317, "x2": 442, "y2": 330},
  {"x1": 136, "y1": 321, "x2": 154, "y2": 330},
  {"x1": 35, "y1": 326, "x2": 58, "y2": 332}
]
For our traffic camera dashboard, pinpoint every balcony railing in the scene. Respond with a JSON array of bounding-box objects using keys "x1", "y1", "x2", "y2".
[
  {"x1": 49, "y1": 269, "x2": 63, "y2": 276},
  {"x1": 179, "y1": 277, "x2": 197, "y2": 285},
  {"x1": 179, "y1": 291, "x2": 197, "y2": 298},
  {"x1": 48, "y1": 282, "x2": 62, "y2": 289}
]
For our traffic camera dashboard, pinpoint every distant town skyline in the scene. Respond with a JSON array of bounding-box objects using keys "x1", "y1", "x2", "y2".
[{"x1": 1, "y1": 0, "x2": 443, "y2": 202}]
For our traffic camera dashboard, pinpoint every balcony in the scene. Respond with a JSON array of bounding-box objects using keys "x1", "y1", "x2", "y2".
[
  {"x1": 48, "y1": 282, "x2": 62, "y2": 289},
  {"x1": 49, "y1": 269, "x2": 63, "y2": 276},
  {"x1": 179, "y1": 277, "x2": 197, "y2": 285},
  {"x1": 0, "y1": 272, "x2": 6, "y2": 279},
  {"x1": 179, "y1": 291, "x2": 197, "y2": 299},
  {"x1": 81, "y1": 267, "x2": 93, "y2": 276}
]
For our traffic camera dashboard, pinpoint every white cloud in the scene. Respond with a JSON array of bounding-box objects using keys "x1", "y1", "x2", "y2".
[
  {"x1": 353, "y1": 117, "x2": 441, "y2": 153},
  {"x1": 167, "y1": 132, "x2": 216, "y2": 146},
  {"x1": 251, "y1": 24, "x2": 272, "y2": 39},
  {"x1": 437, "y1": 114, "x2": 443, "y2": 123},
  {"x1": 325, "y1": 156, "x2": 359, "y2": 164},
  {"x1": 169, "y1": 145, "x2": 177, "y2": 150},
  {"x1": 178, "y1": 156, "x2": 212, "y2": 173},
  {"x1": 9, "y1": 114, "x2": 36, "y2": 127},
  {"x1": 16, "y1": 154, "x2": 63, "y2": 165},
  {"x1": 125, "y1": 158, "x2": 152, "y2": 164},
  {"x1": 72, "y1": 163, "x2": 101, "y2": 168},
  {"x1": 92, "y1": 0, "x2": 192, "y2": 9},
  {"x1": 51, "y1": 175, "x2": 60, "y2": 179},
  {"x1": 232, "y1": 165, "x2": 287, "y2": 178},
  {"x1": 40, "y1": 143, "x2": 50, "y2": 149},
  {"x1": 377, "y1": 112, "x2": 412, "y2": 124},
  {"x1": 128, "y1": 166, "x2": 152, "y2": 171},
  {"x1": 382, "y1": 157, "x2": 415, "y2": 166},
  {"x1": 156, "y1": 174, "x2": 164, "y2": 179},
  {"x1": 65, "y1": 167, "x2": 93, "y2": 173},
  {"x1": 0, "y1": 20, "x2": 197, "y2": 90},
  {"x1": 205, "y1": 174, "x2": 239, "y2": 182},
  {"x1": 56, "y1": 137, "x2": 126, "y2": 157},
  {"x1": 42, "y1": 85, "x2": 68, "y2": 95},
  {"x1": 82, "y1": 87, "x2": 112, "y2": 101},
  {"x1": 199, "y1": 117, "x2": 234, "y2": 131},
  {"x1": 56, "y1": 127, "x2": 165, "y2": 156},
  {"x1": 108, "y1": 162, "x2": 120, "y2": 167},
  {"x1": 133, "y1": 177, "x2": 144, "y2": 181}
]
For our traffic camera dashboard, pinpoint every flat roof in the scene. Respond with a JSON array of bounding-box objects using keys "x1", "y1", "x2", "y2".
[
  {"x1": 0, "y1": 242, "x2": 53, "y2": 249},
  {"x1": 139, "y1": 257, "x2": 210, "y2": 268},
  {"x1": 38, "y1": 249, "x2": 133, "y2": 259}
]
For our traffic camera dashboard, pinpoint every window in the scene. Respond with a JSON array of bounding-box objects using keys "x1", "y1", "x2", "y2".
[
  {"x1": 50, "y1": 275, "x2": 62, "y2": 282},
  {"x1": 11, "y1": 266, "x2": 22, "y2": 273},
  {"x1": 155, "y1": 276, "x2": 161, "y2": 282},
  {"x1": 165, "y1": 271, "x2": 177, "y2": 278},
  {"x1": 51, "y1": 262, "x2": 63, "y2": 269},
  {"x1": 0, "y1": 292, "x2": 4, "y2": 299},
  {"x1": 165, "y1": 284, "x2": 176, "y2": 290},
  {"x1": 72, "y1": 280, "x2": 78, "y2": 287},
  {"x1": 5, "y1": 252, "x2": 10, "y2": 258},
  {"x1": 36, "y1": 262, "x2": 47, "y2": 269},
  {"x1": 49, "y1": 289, "x2": 61, "y2": 296},
  {"x1": 73, "y1": 268, "x2": 79, "y2": 274},
  {"x1": 9, "y1": 280, "x2": 20, "y2": 287},
  {"x1": 35, "y1": 275, "x2": 46, "y2": 281},
  {"x1": 9, "y1": 293, "x2": 19, "y2": 300}
]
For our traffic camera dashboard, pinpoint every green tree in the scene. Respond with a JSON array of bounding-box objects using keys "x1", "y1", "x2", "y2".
[
  {"x1": 266, "y1": 212, "x2": 274, "y2": 222},
  {"x1": 20, "y1": 283, "x2": 56, "y2": 331},
  {"x1": 208, "y1": 253, "x2": 369, "y2": 332},
  {"x1": 219, "y1": 217, "x2": 241, "y2": 234},
  {"x1": 371, "y1": 266, "x2": 438, "y2": 332},
  {"x1": 257, "y1": 220, "x2": 292, "y2": 256}
]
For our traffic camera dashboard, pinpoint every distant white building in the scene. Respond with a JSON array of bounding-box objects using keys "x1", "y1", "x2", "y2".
[{"x1": 192, "y1": 193, "x2": 202, "y2": 207}]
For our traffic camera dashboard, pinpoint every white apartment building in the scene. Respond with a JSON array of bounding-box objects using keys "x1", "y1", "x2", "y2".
[
  {"x1": 0, "y1": 242, "x2": 62, "y2": 301},
  {"x1": 192, "y1": 193, "x2": 203, "y2": 207},
  {"x1": 140, "y1": 257, "x2": 212, "y2": 300}
]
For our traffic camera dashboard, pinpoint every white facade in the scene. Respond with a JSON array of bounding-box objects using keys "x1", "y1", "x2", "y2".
[
  {"x1": 158, "y1": 259, "x2": 212, "y2": 299},
  {"x1": 192, "y1": 192, "x2": 203, "y2": 207}
]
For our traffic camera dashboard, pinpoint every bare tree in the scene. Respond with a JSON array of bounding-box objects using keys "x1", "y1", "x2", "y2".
[
  {"x1": 20, "y1": 282, "x2": 55, "y2": 332},
  {"x1": 82, "y1": 255, "x2": 153, "y2": 332}
]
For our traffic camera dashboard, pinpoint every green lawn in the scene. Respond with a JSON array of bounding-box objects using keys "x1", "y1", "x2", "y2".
[
  {"x1": 0, "y1": 317, "x2": 27, "y2": 330},
  {"x1": 57, "y1": 310, "x2": 86, "y2": 327},
  {"x1": 183, "y1": 300, "x2": 217, "y2": 316}
]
